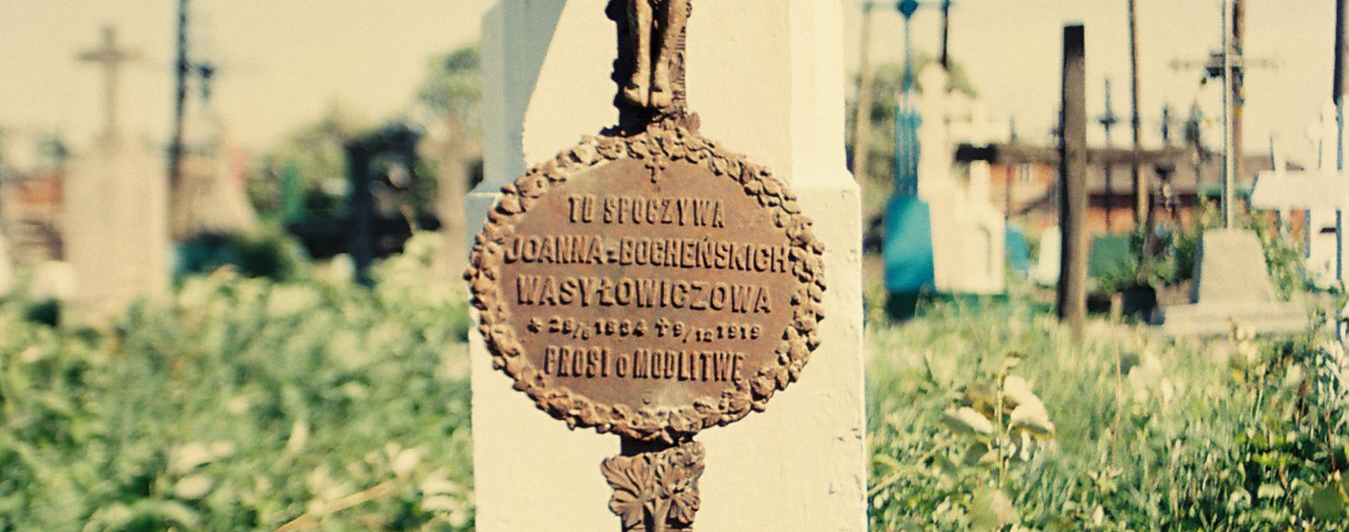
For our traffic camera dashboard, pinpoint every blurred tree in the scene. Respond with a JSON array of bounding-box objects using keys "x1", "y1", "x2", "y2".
[
  {"x1": 248, "y1": 102, "x2": 369, "y2": 218},
  {"x1": 414, "y1": 43, "x2": 482, "y2": 273}
]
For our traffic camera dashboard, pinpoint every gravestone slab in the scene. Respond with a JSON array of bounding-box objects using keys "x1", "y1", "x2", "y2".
[
  {"x1": 466, "y1": 1, "x2": 864, "y2": 531},
  {"x1": 1033, "y1": 226, "x2": 1061, "y2": 287},
  {"x1": 1154, "y1": 229, "x2": 1310, "y2": 336},
  {"x1": 65, "y1": 137, "x2": 170, "y2": 324}
]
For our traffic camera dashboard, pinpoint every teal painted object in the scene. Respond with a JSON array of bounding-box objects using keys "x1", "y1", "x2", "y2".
[
  {"x1": 883, "y1": 197, "x2": 935, "y2": 293},
  {"x1": 1088, "y1": 234, "x2": 1134, "y2": 280},
  {"x1": 1006, "y1": 227, "x2": 1030, "y2": 277}
]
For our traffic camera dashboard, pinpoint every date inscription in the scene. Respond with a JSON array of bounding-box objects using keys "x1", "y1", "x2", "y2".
[{"x1": 491, "y1": 157, "x2": 810, "y2": 412}]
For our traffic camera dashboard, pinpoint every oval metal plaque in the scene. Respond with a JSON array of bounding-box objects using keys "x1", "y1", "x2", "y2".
[{"x1": 467, "y1": 122, "x2": 825, "y2": 442}]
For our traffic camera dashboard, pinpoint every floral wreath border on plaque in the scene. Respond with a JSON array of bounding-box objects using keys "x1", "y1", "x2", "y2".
[{"x1": 466, "y1": 119, "x2": 827, "y2": 444}]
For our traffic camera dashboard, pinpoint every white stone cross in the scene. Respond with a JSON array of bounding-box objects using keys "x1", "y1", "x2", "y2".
[
  {"x1": 77, "y1": 25, "x2": 142, "y2": 139},
  {"x1": 1250, "y1": 102, "x2": 1349, "y2": 286}
]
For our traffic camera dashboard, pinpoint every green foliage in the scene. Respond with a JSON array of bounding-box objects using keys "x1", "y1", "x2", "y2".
[
  {"x1": 177, "y1": 223, "x2": 311, "y2": 282},
  {"x1": 1097, "y1": 201, "x2": 1308, "y2": 301},
  {"x1": 4, "y1": 230, "x2": 1344, "y2": 530},
  {"x1": 249, "y1": 103, "x2": 371, "y2": 218},
  {"x1": 867, "y1": 302, "x2": 1349, "y2": 531},
  {"x1": 0, "y1": 234, "x2": 472, "y2": 531},
  {"x1": 416, "y1": 45, "x2": 481, "y2": 133}
]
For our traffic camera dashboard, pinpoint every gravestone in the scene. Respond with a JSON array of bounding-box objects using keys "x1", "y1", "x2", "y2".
[
  {"x1": 1249, "y1": 105, "x2": 1349, "y2": 289},
  {"x1": 465, "y1": 1, "x2": 864, "y2": 531},
  {"x1": 172, "y1": 99, "x2": 257, "y2": 239},
  {"x1": 1033, "y1": 225, "x2": 1061, "y2": 287},
  {"x1": 1153, "y1": 229, "x2": 1310, "y2": 335},
  {"x1": 65, "y1": 26, "x2": 169, "y2": 324},
  {"x1": 912, "y1": 65, "x2": 1006, "y2": 294}
]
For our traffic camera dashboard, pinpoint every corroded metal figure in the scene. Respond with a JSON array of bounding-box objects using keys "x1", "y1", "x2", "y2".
[{"x1": 621, "y1": 0, "x2": 690, "y2": 111}]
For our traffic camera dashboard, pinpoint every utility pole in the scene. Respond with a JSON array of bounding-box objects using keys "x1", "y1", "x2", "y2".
[
  {"x1": 939, "y1": 0, "x2": 952, "y2": 69},
  {"x1": 1127, "y1": 0, "x2": 1145, "y2": 225},
  {"x1": 1334, "y1": 0, "x2": 1347, "y2": 283},
  {"x1": 1099, "y1": 77, "x2": 1120, "y2": 232},
  {"x1": 1231, "y1": 0, "x2": 1247, "y2": 200},
  {"x1": 168, "y1": 0, "x2": 190, "y2": 240},
  {"x1": 1221, "y1": 0, "x2": 1235, "y2": 229},
  {"x1": 1059, "y1": 24, "x2": 1088, "y2": 341},
  {"x1": 850, "y1": 3, "x2": 877, "y2": 183},
  {"x1": 1161, "y1": 103, "x2": 1173, "y2": 147}
]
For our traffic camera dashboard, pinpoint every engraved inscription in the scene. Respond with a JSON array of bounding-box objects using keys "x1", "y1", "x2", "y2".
[
  {"x1": 497, "y1": 157, "x2": 792, "y2": 412},
  {"x1": 466, "y1": 122, "x2": 825, "y2": 442}
]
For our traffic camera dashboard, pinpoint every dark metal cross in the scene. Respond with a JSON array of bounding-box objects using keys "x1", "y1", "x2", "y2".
[
  {"x1": 77, "y1": 26, "x2": 142, "y2": 139},
  {"x1": 1098, "y1": 78, "x2": 1120, "y2": 231}
]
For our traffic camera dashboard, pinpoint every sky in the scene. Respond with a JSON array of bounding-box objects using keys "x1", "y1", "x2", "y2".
[{"x1": 0, "y1": 0, "x2": 1337, "y2": 167}]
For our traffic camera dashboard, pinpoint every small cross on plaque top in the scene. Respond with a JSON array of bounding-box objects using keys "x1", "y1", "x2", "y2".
[
  {"x1": 77, "y1": 25, "x2": 142, "y2": 140},
  {"x1": 466, "y1": 2, "x2": 827, "y2": 531}
]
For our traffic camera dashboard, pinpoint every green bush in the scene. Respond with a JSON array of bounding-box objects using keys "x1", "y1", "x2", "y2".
[
  {"x1": 866, "y1": 303, "x2": 1349, "y2": 531},
  {"x1": 177, "y1": 224, "x2": 311, "y2": 283},
  {"x1": 4, "y1": 231, "x2": 1345, "y2": 530},
  {"x1": 1100, "y1": 202, "x2": 1308, "y2": 301},
  {"x1": 0, "y1": 234, "x2": 472, "y2": 531}
]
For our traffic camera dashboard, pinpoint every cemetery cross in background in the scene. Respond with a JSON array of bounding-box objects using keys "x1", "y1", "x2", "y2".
[{"x1": 77, "y1": 26, "x2": 142, "y2": 141}]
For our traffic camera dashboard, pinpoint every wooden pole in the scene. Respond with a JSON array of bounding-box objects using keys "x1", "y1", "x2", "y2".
[
  {"x1": 1221, "y1": 0, "x2": 1235, "y2": 229},
  {"x1": 1232, "y1": 0, "x2": 1247, "y2": 206},
  {"x1": 1128, "y1": 0, "x2": 1145, "y2": 224},
  {"x1": 1058, "y1": 24, "x2": 1088, "y2": 340},
  {"x1": 168, "y1": 0, "x2": 190, "y2": 240},
  {"x1": 1335, "y1": 0, "x2": 1347, "y2": 282},
  {"x1": 850, "y1": 5, "x2": 876, "y2": 183},
  {"x1": 347, "y1": 142, "x2": 374, "y2": 284},
  {"x1": 1336, "y1": 0, "x2": 1348, "y2": 108},
  {"x1": 939, "y1": 0, "x2": 952, "y2": 70}
]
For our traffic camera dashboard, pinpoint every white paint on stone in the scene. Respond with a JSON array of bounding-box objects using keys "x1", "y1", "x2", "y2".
[
  {"x1": 467, "y1": 1, "x2": 865, "y2": 531},
  {"x1": 1251, "y1": 104, "x2": 1349, "y2": 289},
  {"x1": 913, "y1": 65, "x2": 1005, "y2": 295},
  {"x1": 64, "y1": 136, "x2": 169, "y2": 324},
  {"x1": 1033, "y1": 226, "x2": 1061, "y2": 287}
]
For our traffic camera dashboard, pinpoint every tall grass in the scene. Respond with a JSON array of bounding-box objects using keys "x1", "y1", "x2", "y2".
[{"x1": 867, "y1": 301, "x2": 1347, "y2": 531}]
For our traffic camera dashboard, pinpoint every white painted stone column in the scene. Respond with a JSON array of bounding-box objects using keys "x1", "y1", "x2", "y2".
[
  {"x1": 466, "y1": 1, "x2": 865, "y2": 531},
  {"x1": 65, "y1": 136, "x2": 169, "y2": 325}
]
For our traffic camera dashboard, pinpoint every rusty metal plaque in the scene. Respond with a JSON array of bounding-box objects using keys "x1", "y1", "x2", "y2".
[{"x1": 467, "y1": 122, "x2": 825, "y2": 442}]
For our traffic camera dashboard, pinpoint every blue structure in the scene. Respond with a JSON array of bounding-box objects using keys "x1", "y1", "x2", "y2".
[
  {"x1": 882, "y1": 0, "x2": 931, "y2": 293},
  {"x1": 883, "y1": 197, "x2": 934, "y2": 292},
  {"x1": 1005, "y1": 227, "x2": 1030, "y2": 278}
]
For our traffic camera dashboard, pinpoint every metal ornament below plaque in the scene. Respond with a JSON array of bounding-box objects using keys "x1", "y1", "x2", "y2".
[{"x1": 466, "y1": 2, "x2": 825, "y2": 530}]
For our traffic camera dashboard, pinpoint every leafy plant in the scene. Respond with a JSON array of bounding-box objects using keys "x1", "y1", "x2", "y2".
[
  {"x1": 866, "y1": 298, "x2": 1347, "y2": 531},
  {"x1": 0, "y1": 234, "x2": 472, "y2": 531},
  {"x1": 936, "y1": 352, "x2": 1057, "y2": 531}
]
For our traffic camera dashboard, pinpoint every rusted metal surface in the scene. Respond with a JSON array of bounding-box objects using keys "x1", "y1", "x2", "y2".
[{"x1": 466, "y1": 120, "x2": 826, "y2": 444}]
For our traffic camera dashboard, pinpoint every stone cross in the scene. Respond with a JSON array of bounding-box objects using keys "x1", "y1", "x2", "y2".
[
  {"x1": 77, "y1": 25, "x2": 142, "y2": 140},
  {"x1": 1250, "y1": 102, "x2": 1349, "y2": 286}
]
